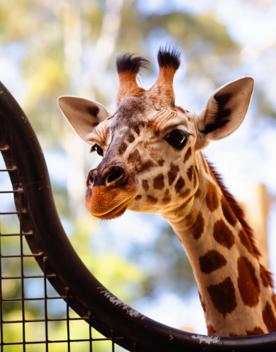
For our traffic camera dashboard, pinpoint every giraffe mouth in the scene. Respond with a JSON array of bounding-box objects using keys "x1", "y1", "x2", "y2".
[{"x1": 90, "y1": 197, "x2": 134, "y2": 220}]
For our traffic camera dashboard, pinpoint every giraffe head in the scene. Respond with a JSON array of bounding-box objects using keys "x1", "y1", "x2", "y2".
[{"x1": 59, "y1": 48, "x2": 254, "y2": 220}]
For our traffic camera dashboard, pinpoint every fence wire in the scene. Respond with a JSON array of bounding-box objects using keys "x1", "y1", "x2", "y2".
[{"x1": 0, "y1": 152, "x2": 126, "y2": 352}]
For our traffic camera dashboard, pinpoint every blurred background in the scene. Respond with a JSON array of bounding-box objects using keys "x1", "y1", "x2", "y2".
[{"x1": 1, "y1": 0, "x2": 276, "y2": 344}]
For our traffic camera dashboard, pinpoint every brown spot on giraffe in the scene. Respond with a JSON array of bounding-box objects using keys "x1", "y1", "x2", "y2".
[
  {"x1": 207, "y1": 277, "x2": 237, "y2": 317},
  {"x1": 142, "y1": 179, "x2": 149, "y2": 191},
  {"x1": 207, "y1": 325, "x2": 216, "y2": 336},
  {"x1": 187, "y1": 165, "x2": 193, "y2": 182},
  {"x1": 133, "y1": 124, "x2": 140, "y2": 135},
  {"x1": 128, "y1": 149, "x2": 141, "y2": 164},
  {"x1": 184, "y1": 147, "x2": 192, "y2": 163},
  {"x1": 175, "y1": 176, "x2": 185, "y2": 193},
  {"x1": 158, "y1": 159, "x2": 165, "y2": 166},
  {"x1": 205, "y1": 181, "x2": 219, "y2": 211},
  {"x1": 199, "y1": 250, "x2": 227, "y2": 274},
  {"x1": 237, "y1": 256, "x2": 260, "y2": 307},
  {"x1": 213, "y1": 220, "x2": 235, "y2": 249},
  {"x1": 136, "y1": 160, "x2": 155, "y2": 174},
  {"x1": 147, "y1": 195, "x2": 158, "y2": 204},
  {"x1": 262, "y1": 302, "x2": 276, "y2": 332},
  {"x1": 135, "y1": 195, "x2": 142, "y2": 201},
  {"x1": 168, "y1": 163, "x2": 179, "y2": 185},
  {"x1": 153, "y1": 174, "x2": 165, "y2": 190},
  {"x1": 162, "y1": 189, "x2": 171, "y2": 203},
  {"x1": 246, "y1": 327, "x2": 264, "y2": 336},
  {"x1": 118, "y1": 142, "x2": 128, "y2": 155},
  {"x1": 238, "y1": 229, "x2": 259, "y2": 259},
  {"x1": 127, "y1": 133, "x2": 135, "y2": 143},
  {"x1": 221, "y1": 196, "x2": 237, "y2": 226},
  {"x1": 186, "y1": 211, "x2": 204, "y2": 240},
  {"x1": 259, "y1": 264, "x2": 273, "y2": 288}
]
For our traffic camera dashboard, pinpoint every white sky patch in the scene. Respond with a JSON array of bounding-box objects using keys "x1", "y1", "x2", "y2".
[
  {"x1": 138, "y1": 0, "x2": 213, "y2": 15},
  {"x1": 0, "y1": 50, "x2": 27, "y2": 99},
  {"x1": 93, "y1": 212, "x2": 163, "y2": 256},
  {"x1": 135, "y1": 289, "x2": 206, "y2": 334},
  {"x1": 44, "y1": 150, "x2": 68, "y2": 185},
  {"x1": 215, "y1": 1, "x2": 276, "y2": 49}
]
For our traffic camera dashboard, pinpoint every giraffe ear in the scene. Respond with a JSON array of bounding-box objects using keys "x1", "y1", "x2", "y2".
[
  {"x1": 196, "y1": 77, "x2": 254, "y2": 148},
  {"x1": 58, "y1": 96, "x2": 109, "y2": 143}
]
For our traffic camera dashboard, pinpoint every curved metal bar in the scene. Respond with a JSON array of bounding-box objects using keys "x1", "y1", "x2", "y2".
[{"x1": 0, "y1": 81, "x2": 275, "y2": 351}]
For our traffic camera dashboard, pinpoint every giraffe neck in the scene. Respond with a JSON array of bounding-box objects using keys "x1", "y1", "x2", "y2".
[{"x1": 162, "y1": 153, "x2": 276, "y2": 336}]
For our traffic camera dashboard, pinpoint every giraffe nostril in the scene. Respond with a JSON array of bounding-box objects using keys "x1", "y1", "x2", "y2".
[{"x1": 105, "y1": 166, "x2": 125, "y2": 185}]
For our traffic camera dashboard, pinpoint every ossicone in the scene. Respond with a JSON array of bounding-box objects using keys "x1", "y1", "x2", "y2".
[
  {"x1": 149, "y1": 46, "x2": 181, "y2": 106},
  {"x1": 115, "y1": 46, "x2": 181, "y2": 107},
  {"x1": 116, "y1": 53, "x2": 149, "y2": 104}
]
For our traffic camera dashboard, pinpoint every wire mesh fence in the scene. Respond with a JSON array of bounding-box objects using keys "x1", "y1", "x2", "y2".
[{"x1": 0, "y1": 152, "x2": 127, "y2": 352}]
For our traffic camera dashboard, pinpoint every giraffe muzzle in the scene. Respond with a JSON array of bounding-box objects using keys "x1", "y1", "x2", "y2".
[{"x1": 85, "y1": 165, "x2": 137, "y2": 219}]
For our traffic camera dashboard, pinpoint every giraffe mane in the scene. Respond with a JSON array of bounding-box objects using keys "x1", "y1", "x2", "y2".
[
  {"x1": 206, "y1": 159, "x2": 262, "y2": 259},
  {"x1": 207, "y1": 158, "x2": 274, "y2": 288},
  {"x1": 206, "y1": 159, "x2": 275, "y2": 289}
]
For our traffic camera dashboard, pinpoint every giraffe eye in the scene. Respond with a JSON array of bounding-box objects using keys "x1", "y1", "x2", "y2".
[
  {"x1": 164, "y1": 129, "x2": 188, "y2": 150},
  {"x1": 90, "y1": 144, "x2": 104, "y2": 156}
]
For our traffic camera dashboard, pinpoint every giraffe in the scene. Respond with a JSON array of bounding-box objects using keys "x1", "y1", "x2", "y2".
[{"x1": 58, "y1": 48, "x2": 276, "y2": 337}]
